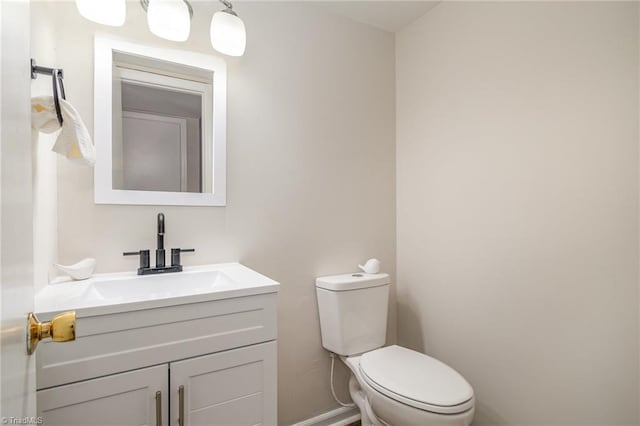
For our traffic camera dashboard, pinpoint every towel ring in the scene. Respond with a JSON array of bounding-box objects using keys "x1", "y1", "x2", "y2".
[
  {"x1": 52, "y1": 69, "x2": 65, "y2": 126},
  {"x1": 30, "y1": 59, "x2": 66, "y2": 126}
]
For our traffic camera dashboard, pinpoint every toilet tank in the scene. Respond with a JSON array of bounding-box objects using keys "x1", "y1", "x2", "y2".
[{"x1": 316, "y1": 272, "x2": 390, "y2": 356}]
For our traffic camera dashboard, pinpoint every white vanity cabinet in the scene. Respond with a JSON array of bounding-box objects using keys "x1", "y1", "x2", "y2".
[
  {"x1": 38, "y1": 364, "x2": 168, "y2": 426},
  {"x1": 171, "y1": 343, "x2": 276, "y2": 426},
  {"x1": 36, "y1": 291, "x2": 278, "y2": 426}
]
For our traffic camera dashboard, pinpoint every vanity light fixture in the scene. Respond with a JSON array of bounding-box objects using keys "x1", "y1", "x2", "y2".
[
  {"x1": 210, "y1": 0, "x2": 246, "y2": 57},
  {"x1": 141, "y1": 0, "x2": 193, "y2": 42},
  {"x1": 75, "y1": 0, "x2": 246, "y2": 57},
  {"x1": 75, "y1": 0, "x2": 126, "y2": 27}
]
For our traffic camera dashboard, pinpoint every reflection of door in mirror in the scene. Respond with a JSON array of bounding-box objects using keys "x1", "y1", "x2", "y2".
[
  {"x1": 121, "y1": 111, "x2": 188, "y2": 192},
  {"x1": 112, "y1": 64, "x2": 212, "y2": 194}
]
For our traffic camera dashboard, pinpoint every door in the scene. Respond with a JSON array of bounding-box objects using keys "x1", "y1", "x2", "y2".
[
  {"x1": 122, "y1": 111, "x2": 188, "y2": 192},
  {"x1": 0, "y1": 0, "x2": 36, "y2": 419},
  {"x1": 37, "y1": 364, "x2": 168, "y2": 426},
  {"x1": 170, "y1": 342, "x2": 277, "y2": 426}
]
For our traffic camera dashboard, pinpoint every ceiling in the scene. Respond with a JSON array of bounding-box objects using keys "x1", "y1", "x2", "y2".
[{"x1": 317, "y1": 1, "x2": 439, "y2": 33}]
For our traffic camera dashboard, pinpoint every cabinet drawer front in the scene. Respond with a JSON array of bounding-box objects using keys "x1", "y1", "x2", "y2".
[
  {"x1": 171, "y1": 341, "x2": 277, "y2": 426},
  {"x1": 37, "y1": 364, "x2": 167, "y2": 426},
  {"x1": 37, "y1": 294, "x2": 277, "y2": 389}
]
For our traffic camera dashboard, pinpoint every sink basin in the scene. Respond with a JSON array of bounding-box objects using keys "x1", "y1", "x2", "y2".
[
  {"x1": 35, "y1": 263, "x2": 279, "y2": 317},
  {"x1": 89, "y1": 270, "x2": 236, "y2": 303}
]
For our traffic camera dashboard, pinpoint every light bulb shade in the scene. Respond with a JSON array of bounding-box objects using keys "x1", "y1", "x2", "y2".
[
  {"x1": 147, "y1": 0, "x2": 191, "y2": 42},
  {"x1": 75, "y1": 0, "x2": 126, "y2": 26},
  {"x1": 210, "y1": 10, "x2": 246, "y2": 57}
]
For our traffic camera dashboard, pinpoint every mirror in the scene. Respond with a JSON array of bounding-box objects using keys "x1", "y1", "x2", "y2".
[{"x1": 94, "y1": 36, "x2": 227, "y2": 206}]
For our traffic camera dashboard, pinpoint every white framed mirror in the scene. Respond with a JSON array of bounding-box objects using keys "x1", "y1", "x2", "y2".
[{"x1": 94, "y1": 35, "x2": 227, "y2": 206}]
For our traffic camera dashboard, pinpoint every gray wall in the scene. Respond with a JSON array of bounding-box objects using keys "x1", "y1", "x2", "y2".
[
  {"x1": 396, "y1": 2, "x2": 639, "y2": 424},
  {"x1": 39, "y1": 2, "x2": 396, "y2": 424}
]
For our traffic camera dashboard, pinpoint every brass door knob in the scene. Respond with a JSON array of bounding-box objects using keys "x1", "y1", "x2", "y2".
[{"x1": 27, "y1": 311, "x2": 76, "y2": 355}]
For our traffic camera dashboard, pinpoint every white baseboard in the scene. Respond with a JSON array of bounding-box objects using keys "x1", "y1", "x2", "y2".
[{"x1": 291, "y1": 406, "x2": 360, "y2": 426}]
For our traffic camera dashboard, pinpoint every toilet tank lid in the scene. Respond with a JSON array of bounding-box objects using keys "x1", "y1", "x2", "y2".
[{"x1": 316, "y1": 272, "x2": 390, "y2": 291}]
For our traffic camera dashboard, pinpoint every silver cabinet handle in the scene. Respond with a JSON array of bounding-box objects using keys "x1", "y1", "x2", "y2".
[
  {"x1": 178, "y1": 385, "x2": 185, "y2": 426},
  {"x1": 155, "y1": 391, "x2": 162, "y2": 426}
]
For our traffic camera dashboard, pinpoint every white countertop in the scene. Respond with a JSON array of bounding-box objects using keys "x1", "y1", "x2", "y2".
[{"x1": 36, "y1": 263, "x2": 279, "y2": 318}]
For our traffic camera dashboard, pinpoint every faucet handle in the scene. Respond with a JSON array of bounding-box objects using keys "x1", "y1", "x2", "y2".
[
  {"x1": 123, "y1": 249, "x2": 150, "y2": 270},
  {"x1": 171, "y1": 248, "x2": 195, "y2": 267}
]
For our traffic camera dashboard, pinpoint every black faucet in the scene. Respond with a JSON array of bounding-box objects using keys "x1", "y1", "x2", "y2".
[
  {"x1": 156, "y1": 213, "x2": 165, "y2": 268},
  {"x1": 123, "y1": 213, "x2": 195, "y2": 275}
]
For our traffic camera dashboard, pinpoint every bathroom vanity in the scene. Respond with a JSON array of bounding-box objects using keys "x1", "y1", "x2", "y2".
[{"x1": 34, "y1": 263, "x2": 278, "y2": 426}]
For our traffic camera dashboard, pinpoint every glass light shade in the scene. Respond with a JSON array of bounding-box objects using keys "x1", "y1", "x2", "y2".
[
  {"x1": 147, "y1": 0, "x2": 191, "y2": 42},
  {"x1": 210, "y1": 10, "x2": 246, "y2": 57},
  {"x1": 75, "y1": 0, "x2": 126, "y2": 26}
]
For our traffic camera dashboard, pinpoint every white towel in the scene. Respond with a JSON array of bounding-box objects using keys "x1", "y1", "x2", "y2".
[{"x1": 31, "y1": 96, "x2": 95, "y2": 166}]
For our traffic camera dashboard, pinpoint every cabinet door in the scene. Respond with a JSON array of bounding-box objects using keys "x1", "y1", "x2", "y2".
[
  {"x1": 170, "y1": 341, "x2": 276, "y2": 426},
  {"x1": 37, "y1": 364, "x2": 168, "y2": 426}
]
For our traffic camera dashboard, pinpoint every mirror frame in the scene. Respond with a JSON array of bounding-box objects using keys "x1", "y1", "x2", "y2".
[{"x1": 94, "y1": 35, "x2": 227, "y2": 206}]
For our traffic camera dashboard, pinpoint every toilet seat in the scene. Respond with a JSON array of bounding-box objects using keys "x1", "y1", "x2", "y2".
[{"x1": 359, "y1": 345, "x2": 474, "y2": 415}]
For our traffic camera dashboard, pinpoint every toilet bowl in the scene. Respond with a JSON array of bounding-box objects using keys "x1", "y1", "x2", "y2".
[
  {"x1": 315, "y1": 272, "x2": 475, "y2": 426},
  {"x1": 343, "y1": 346, "x2": 474, "y2": 426}
]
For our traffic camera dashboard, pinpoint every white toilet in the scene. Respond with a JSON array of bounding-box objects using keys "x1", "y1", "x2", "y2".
[{"x1": 316, "y1": 272, "x2": 475, "y2": 426}]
